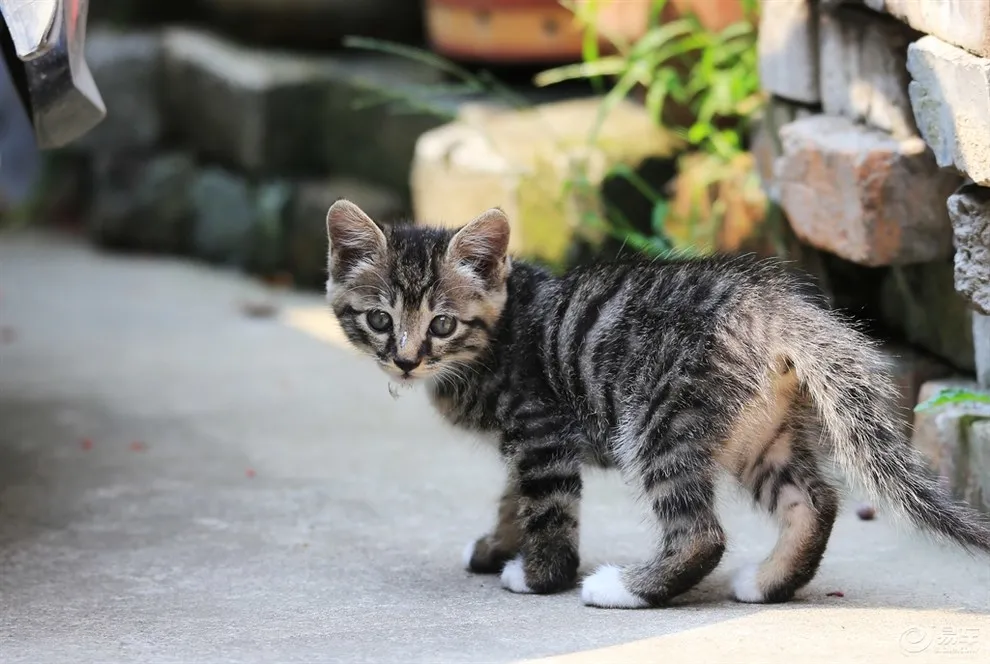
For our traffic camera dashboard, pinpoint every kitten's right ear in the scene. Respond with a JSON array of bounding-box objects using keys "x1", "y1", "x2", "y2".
[{"x1": 326, "y1": 199, "x2": 387, "y2": 281}]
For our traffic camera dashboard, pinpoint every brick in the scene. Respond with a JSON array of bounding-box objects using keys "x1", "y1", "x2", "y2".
[
  {"x1": 881, "y1": 260, "x2": 975, "y2": 372},
  {"x1": 776, "y1": 114, "x2": 959, "y2": 266},
  {"x1": 411, "y1": 98, "x2": 680, "y2": 267},
  {"x1": 758, "y1": 0, "x2": 821, "y2": 104},
  {"x1": 818, "y1": 8, "x2": 919, "y2": 138},
  {"x1": 865, "y1": 0, "x2": 990, "y2": 58},
  {"x1": 975, "y1": 314, "x2": 990, "y2": 389},
  {"x1": 751, "y1": 96, "x2": 813, "y2": 203},
  {"x1": 911, "y1": 379, "x2": 990, "y2": 508},
  {"x1": 947, "y1": 183, "x2": 990, "y2": 315},
  {"x1": 907, "y1": 36, "x2": 990, "y2": 186},
  {"x1": 79, "y1": 29, "x2": 163, "y2": 152}
]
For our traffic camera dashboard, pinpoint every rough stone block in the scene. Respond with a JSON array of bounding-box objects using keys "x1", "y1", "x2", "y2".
[
  {"x1": 819, "y1": 8, "x2": 919, "y2": 138},
  {"x1": 968, "y1": 419, "x2": 990, "y2": 511},
  {"x1": 190, "y1": 168, "x2": 259, "y2": 266},
  {"x1": 907, "y1": 36, "x2": 990, "y2": 186},
  {"x1": 411, "y1": 98, "x2": 680, "y2": 266},
  {"x1": 911, "y1": 379, "x2": 990, "y2": 511},
  {"x1": 163, "y1": 28, "x2": 336, "y2": 176},
  {"x1": 881, "y1": 260, "x2": 975, "y2": 372},
  {"x1": 79, "y1": 30, "x2": 163, "y2": 152},
  {"x1": 751, "y1": 96, "x2": 814, "y2": 202},
  {"x1": 758, "y1": 0, "x2": 821, "y2": 104},
  {"x1": 866, "y1": 0, "x2": 990, "y2": 58},
  {"x1": 250, "y1": 181, "x2": 295, "y2": 276},
  {"x1": 162, "y1": 28, "x2": 454, "y2": 196},
  {"x1": 947, "y1": 183, "x2": 990, "y2": 315},
  {"x1": 88, "y1": 153, "x2": 195, "y2": 254},
  {"x1": 975, "y1": 314, "x2": 990, "y2": 389},
  {"x1": 776, "y1": 114, "x2": 959, "y2": 266},
  {"x1": 287, "y1": 179, "x2": 404, "y2": 289}
]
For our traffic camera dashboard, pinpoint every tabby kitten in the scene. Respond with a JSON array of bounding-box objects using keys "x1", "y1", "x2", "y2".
[{"x1": 325, "y1": 199, "x2": 990, "y2": 608}]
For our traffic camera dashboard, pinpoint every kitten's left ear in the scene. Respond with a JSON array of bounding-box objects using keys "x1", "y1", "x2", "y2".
[
  {"x1": 447, "y1": 208, "x2": 511, "y2": 284},
  {"x1": 326, "y1": 199, "x2": 387, "y2": 281}
]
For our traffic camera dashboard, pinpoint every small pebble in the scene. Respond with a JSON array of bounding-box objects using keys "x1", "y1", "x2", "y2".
[
  {"x1": 245, "y1": 468, "x2": 256, "y2": 479},
  {"x1": 240, "y1": 299, "x2": 278, "y2": 318},
  {"x1": 856, "y1": 504, "x2": 876, "y2": 521},
  {"x1": 80, "y1": 438, "x2": 94, "y2": 451}
]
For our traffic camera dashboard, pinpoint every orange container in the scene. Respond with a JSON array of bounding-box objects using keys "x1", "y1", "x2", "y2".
[{"x1": 424, "y1": 0, "x2": 653, "y2": 63}]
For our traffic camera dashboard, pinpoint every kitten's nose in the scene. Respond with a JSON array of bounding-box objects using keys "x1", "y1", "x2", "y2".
[{"x1": 393, "y1": 358, "x2": 421, "y2": 374}]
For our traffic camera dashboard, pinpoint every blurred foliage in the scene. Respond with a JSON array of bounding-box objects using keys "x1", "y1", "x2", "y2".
[
  {"x1": 539, "y1": 0, "x2": 765, "y2": 258},
  {"x1": 344, "y1": 0, "x2": 768, "y2": 263},
  {"x1": 915, "y1": 387, "x2": 990, "y2": 413}
]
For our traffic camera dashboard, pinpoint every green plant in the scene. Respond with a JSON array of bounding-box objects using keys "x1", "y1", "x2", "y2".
[
  {"x1": 341, "y1": 0, "x2": 767, "y2": 263},
  {"x1": 536, "y1": 0, "x2": 764, "y2": 255},
  {"x1": 915, "y1": 388, "x2": 990, "y2": 413}
]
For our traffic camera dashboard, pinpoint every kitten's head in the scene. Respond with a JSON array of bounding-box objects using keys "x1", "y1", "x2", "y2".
[{"x1": 325, "y1": 199, "x2": 511, "y2": 383}]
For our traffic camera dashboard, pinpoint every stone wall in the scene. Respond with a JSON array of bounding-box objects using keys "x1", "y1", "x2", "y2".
[
  {"x1": 757, "y1": 0, "x2": 990, "y2": 510},
  {"x1": 57, "y1": 15, "x2": 684, "y2": 289},
  {"x1": 68, "y1": 25, "x2": 465, "y2": 289}
]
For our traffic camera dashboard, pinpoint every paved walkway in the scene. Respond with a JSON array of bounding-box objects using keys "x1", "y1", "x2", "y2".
[{"x1": 0, "y1": 231, "x2": 987, "y2": 663}]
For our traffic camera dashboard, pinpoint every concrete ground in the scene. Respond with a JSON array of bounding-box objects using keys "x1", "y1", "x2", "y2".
[{"x1": 0, "y1": 231, "x2": 987, "y2": 664}]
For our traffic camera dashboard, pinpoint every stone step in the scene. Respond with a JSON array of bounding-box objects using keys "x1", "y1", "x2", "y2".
[
  {"x1": 87, "y1": 150, "x2": 403, "y2": 289},
  {"x1": 911, "y1": 378, "x2": 990, "y2": 514},
  {"x1": 81, "y1": 29, "x2": 164, "y2": 154},
  {"x1": 160, "y1": 27, "x2": 594, "y2": 201},
  {"x1": 161, "y1": 27, "x2": 456, "y2": 195}
]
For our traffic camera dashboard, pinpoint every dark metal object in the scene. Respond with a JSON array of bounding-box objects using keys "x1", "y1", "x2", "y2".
[{"x1": 0, "y1": 0, "x2": 105, "y2": 149}]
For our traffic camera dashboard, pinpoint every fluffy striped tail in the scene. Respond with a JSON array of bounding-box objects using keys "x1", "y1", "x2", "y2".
[{"x1": 786, "y1": 305, "x2": 990, "y2": 554}]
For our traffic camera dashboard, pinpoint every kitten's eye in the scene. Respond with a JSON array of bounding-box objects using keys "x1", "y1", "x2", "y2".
[
  {"x1": 429, "y1": 315, "x2": 457, "y2": 337},
  {"x1": 366, "y1": 310, "x2": 392, "y2": 332}
]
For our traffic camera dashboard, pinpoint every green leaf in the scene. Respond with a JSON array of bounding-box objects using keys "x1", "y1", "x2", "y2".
[
  {"x1": 687, "y1": 122, "x2": 711, "y2": 144},
  {"x1": 534, "y1": 58, "x2": 627, "y2": 87},
  {"x1": 914, "y1": 388, "x2": 990, "y2": 413},
  {"x1": 651, "y1": 200, "x2": 670, "y2": 235}
]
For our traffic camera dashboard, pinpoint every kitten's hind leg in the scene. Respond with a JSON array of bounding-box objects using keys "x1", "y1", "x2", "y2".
[
  {"x1": 733, "y1": 417, "x2": 839, "y2": 604},
  {"x1": 582, "y1": 453, "x2": 726, "y2": 609},
  {"x1": 464, "y1": 481, "x2": 522, "y2": 574}
]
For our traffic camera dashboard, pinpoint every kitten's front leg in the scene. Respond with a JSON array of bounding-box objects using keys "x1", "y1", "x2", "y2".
[
  {"x1": 463, "y1": 482, "x2": 522, "y2": 574},
  {"x1": 498, "y1": 427, "x2": 582, "y2": 595}
]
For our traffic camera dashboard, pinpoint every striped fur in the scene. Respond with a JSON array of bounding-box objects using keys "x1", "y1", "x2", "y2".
[{"x1": 326, "y1": 200, "x2": 990, "y2": 608}]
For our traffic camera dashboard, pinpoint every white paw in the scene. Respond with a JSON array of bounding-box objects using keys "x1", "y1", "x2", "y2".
[
  {"x1": 732, "y1": 563, "x2": 765, "y2": 603},
  {"x1": 581, "y1": 565, "x2": 649, "y2": 609},
  {"x1": 500, "y1": 556, "x2": 533, "y2": 593},
  {"x1": 462, "y1": 540, "x2": 476, "y2": 570}
]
